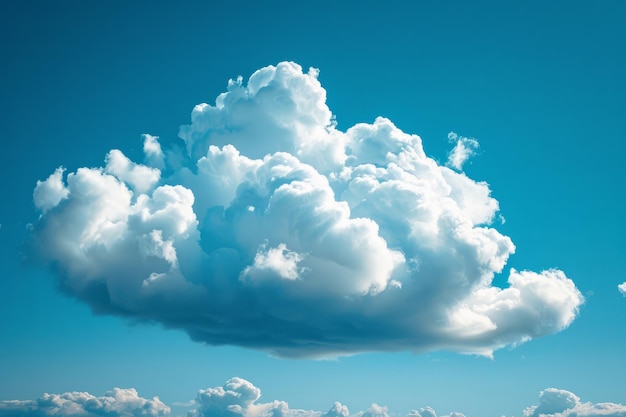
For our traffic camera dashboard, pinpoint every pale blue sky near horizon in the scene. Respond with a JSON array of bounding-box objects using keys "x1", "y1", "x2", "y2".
[{"x1": 1, "y1": 1, "x2": 625, "y2": 416}]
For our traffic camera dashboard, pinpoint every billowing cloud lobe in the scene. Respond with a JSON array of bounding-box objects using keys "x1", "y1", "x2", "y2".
[{"x1": 30, "y1": 61, "x2": 583, "y2": 358}]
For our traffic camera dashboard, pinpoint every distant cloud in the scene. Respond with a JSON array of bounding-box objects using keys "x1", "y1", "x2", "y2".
[
  {"x1": 2, "y1": 379, "x2": 624, "y2": 417},
  {"x1": 0, "y1": 388, "x2": 169, "y2": 417},
  {"x1": 361, "y1": 404, "x2": 389, "y2": 417},
  {"x1": 446, "y1": 132, "x2": 478, "y2": 171},
  {"x1": 322, "y1": 403, "x2": 350, "y2": 417},
  {"x1": 29, "y1": 61, "x2": 584, "y2": 358},
  {"x1": 406, "y1": 407, "x2": 464, "y2": 417},
  {"x1": 522, "y1": 388, "x2": 626, "y2": 417},
  {"x1": 186, "y1": 378, "x2": 322, "y2": 417},
  {"x1": 618, "y1": 282, "x2": 626, "y2": 296}
]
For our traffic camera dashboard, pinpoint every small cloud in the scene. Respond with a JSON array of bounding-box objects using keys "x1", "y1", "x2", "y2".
[
  {"x1": 446, "y1": 132, "x2": 479, "y2": 171},
  {"x1": 522, "y1": 387, "x2": 626, "y2": 417},
  {"x1": 406, "y1": 407, "x2": 465, "y2": 417},
  {"x1": 184, "y1": 379, "x2": 466, "y2": 417},
  {"x1": 407, "y1": 407, "x2": 437, "y2": 417},
  {"x1": 186, "y1": 378, "x2": 318, "y2": 417},
  {"x1": 362, "y1": 404, "x2": 389, "y2": 417},
  {"x1": 322, "y1": 402, "x2": 350, "y2": 417}
]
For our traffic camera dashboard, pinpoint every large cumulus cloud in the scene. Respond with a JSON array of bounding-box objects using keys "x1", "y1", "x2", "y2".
[{"x1": 29, "y1": 61, "x2": 583, "y2": 358}]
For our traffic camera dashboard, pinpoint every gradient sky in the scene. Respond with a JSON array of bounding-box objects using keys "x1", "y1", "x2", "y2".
[{"x1": 1, "y1": 1, "x2": 625, "y2": 417}]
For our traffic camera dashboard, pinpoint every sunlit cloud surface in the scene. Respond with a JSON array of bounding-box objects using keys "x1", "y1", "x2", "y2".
[
  {"x1": 2, "y1": 378, "x2": 625, "y2": 417},
  {"x1": 30, "y1": 62, "x2": 583, "y2": 358}
]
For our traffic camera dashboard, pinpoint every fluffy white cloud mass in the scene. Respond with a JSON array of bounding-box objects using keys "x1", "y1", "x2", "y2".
[
  {"x1": 618, "y1": 282, "x2": 626, "y2": 296},
  {"x1": 187, "y1": 377, "x2": 304, "y2": 417},
  {"x1": 522, "y1": 388, "x2": 626, "y2": 417},
  {"x1": 29, "y1": 61, "x2": 584, "y2": 358},
  {"x1": 0, "y1": 388, "x2": 169, "y2": 417},
  {"x1": 184, "y1": 378, "x2": 466, "y2": 417},
  {"x1": 0, "y1": 378, "x2": 467, "y2": 417},
  {"x1": 2, "y1": 379, "x2": 625, "y2": 417}
]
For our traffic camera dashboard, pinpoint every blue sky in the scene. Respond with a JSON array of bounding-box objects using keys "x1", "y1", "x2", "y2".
[{"x1": 1, "y1": 1, "x2": 625, "y2": 417}]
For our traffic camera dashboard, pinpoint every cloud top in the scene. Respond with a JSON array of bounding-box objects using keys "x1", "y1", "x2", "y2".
[
  {"x1": 523, "y1": 388, "x2": 626, "y2": 417},
  {"x1": 29, "y1": 61, "x2": 583, "y2": 358}
]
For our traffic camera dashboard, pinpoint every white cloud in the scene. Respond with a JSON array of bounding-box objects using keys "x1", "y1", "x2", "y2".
[
  {"x1": 406, "y1": 407, "x2": 465, "y2": 417},
  {"x1": 523, "y1": 388, "x2": 626, "y2": 417},
  {"x1": 0, "y1": 388, "x2": 169, "y2": 417},
  {"x1": 241, "y1": 243, "x2": 306, "y2": 281},
  {"x1": 33, "y1": 167, "x2": 69, "y2": 213},
  {"x1": 143, "y1": 134, "x2": 165, "y2": 169},
  {"x1": 361, "y1": 404, "x2": 388, "y2": 417},
  {"x1": 105, "y1": 149, "x2": 161, "y2": 194},
  {"x1": 3, "y1": 380, "x2": 624, "y2": 417},
  {"x1": 446, "y1": 132, "x2": 479, "y2": 171},
  {"x1": 185, "y1": 379, "x2": 465, "y2": 417},
  {"x1": 407, "y1": 407, "x2": 437, "y2": 417},
  {"x1": 322, "y1": 403, "x2": 350, "y2": 417},
  {"x1": 29, "y1": 61, "x2": 584, "y2": 358},
  {"x1": 186, "y1": 378, "x2": 318, "y2": 417},
  {"x1": 618, "y1": 281, "x2": 626, "y2": 296}
]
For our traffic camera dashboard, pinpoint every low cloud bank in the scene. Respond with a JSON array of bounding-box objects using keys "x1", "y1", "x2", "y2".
[
  {"x1": 3, "y1": 379, "x2": 625, "y2": 417},
  {"x1": 0, "y1": 378, "x2": 466, "y2": 417},
  {"x1": 30, "y1": 62, "x2": 583, "y2": 358},
  {"x1": 522, "y1": 388, "x2": 626, "y2": 417},
  {"x1": 0, "y1": 388, "x2": 169, "y2": 417}
]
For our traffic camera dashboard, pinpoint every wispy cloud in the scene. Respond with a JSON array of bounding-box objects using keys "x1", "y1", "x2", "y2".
[
  {"x1": 618, "y1": 282, "x2": 626, "y2": 296},
  {"x1": 29, "y1": 62, "x2": 583, "y2": 358},
  {"x1": 446, "y1": 132, "x2": 479, "y2": 171}
]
